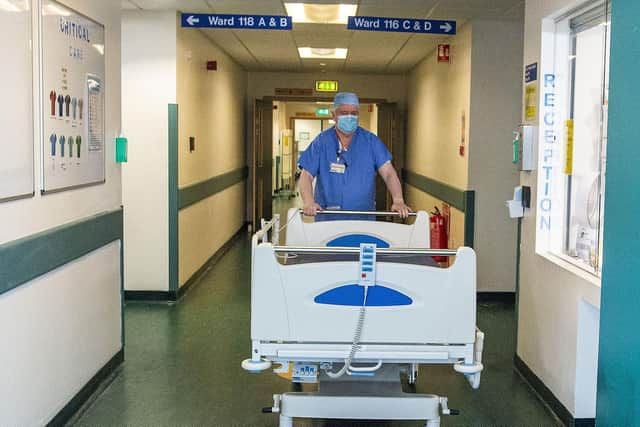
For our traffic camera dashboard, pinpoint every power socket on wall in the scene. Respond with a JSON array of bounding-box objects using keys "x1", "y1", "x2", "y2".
[{"x1": 189, "y1": 136, "x2": 195, "y2": 152}]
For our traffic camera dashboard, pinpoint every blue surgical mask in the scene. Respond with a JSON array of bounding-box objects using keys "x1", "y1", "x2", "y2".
[{"x1": 336, "y1": 115, "x2": 358, "y2": 134}]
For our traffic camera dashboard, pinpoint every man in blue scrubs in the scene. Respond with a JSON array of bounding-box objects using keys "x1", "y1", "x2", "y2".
[{"x1": 298, "y1": 92, "x2": 411, "y2": 220}]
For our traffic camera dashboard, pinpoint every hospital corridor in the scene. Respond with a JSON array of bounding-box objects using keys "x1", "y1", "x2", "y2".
[{"x1": 1, "y1": 1, "x2": 639, "y2": 427}]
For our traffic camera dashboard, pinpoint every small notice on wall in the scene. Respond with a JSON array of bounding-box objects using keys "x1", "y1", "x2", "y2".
[
  {"x1": 459, "y1": 111, "x2": 465, "y2": 156},
  {"x1": 524, "y1": 62, "x2": 538, "y2": 121},
  {"x1": 41, "y1": 0, "x2": 105, "y2": 194},
  {"x1": 86, "y1": 75, "x2": 103, "y2": 152},
  {"x1": 525, "y1": 84, "x2": 537, "y2": 121},
  {"x1": 564, "y1": 119, "x2": 574, "y2": 175},
  {"x1": 437, "y1": 44, "x2": 450, "y2": 63}
]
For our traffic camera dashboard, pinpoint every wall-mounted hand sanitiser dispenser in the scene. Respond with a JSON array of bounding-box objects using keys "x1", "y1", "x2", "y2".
[{"x1": 512, "y1": 125, "x2": 536, "y2": 171}]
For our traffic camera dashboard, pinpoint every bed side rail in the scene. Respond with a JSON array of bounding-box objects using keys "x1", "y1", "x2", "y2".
[{"x1": 271, "y1": 245, "x2": 456, "y2": 257}]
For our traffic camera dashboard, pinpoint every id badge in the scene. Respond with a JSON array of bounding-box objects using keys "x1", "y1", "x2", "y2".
[{"x1": 330, "y1": 162, "x2": 346, "y2": 174}]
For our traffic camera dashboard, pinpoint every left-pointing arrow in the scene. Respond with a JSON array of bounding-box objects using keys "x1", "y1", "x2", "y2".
[{"x1": 186, "y1": 15, "x2": 200, "y2": 26}]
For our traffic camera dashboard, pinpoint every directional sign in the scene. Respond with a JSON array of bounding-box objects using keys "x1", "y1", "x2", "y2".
[
  {"x1": 348, "y1": 16, "x2": 456, "y2": 35},
  {"x1": 181, "y1": 13, "x2": 292, "y2": 30},
  {"x1": 315, "y1": 80, "x2": 338, "y2": 92},
  {"x1": 525, "y1": 63, "x2": 538, "y2": 83}
]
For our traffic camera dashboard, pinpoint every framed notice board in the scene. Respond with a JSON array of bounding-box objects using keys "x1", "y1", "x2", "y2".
[
  {"x1": 41, "y1": 0, "x2": 105, "y2": 194},
  {"x1": 0, "y1": 3, "x2": 34, "y2": 202}
]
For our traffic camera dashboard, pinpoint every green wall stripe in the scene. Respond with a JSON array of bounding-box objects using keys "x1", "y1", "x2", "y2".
[
  {"x1": 402, "y1": 168, "x2": 475, "y2": 248},
  {"x1": 178, "y1": 166, "x2": 248, "y2": 210},
  {"x1": 0, "y1": 208, "x2": 123, "y2": 296},
  {"x1": 168, "y1": 104, "x2": 179, "y2": 293},
  {"x1": 463, "y1": 190, "x2": 475, "y2": 248},
  {"x1": 403, "y1": 169, "x2": 466, "y2": 211}
]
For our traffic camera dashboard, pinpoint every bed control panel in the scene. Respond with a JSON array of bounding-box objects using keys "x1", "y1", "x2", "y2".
[
  {"x1": 292, "y1": 363, "x2": 318, "y2": 383},
  {"x1": 359, "y1": 244, "x2": 376, "y2": 287}
]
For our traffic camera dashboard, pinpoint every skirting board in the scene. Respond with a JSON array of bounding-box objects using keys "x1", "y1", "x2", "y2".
[
  {"x1": 47, "y1": 348, "x2": 124, "y2": 427},
  {"x1": 123, "y1": 290, "x2": 177, "y2": 301},
  {"x1": 514, "y1": 354, "x2": 595, "y2": 427},
  {"x1": 477, "y1": 292, "x2": 516, "y2": 304},
  {"x1": 125, "y1": 224, "x2": 247, "y2": 302}
]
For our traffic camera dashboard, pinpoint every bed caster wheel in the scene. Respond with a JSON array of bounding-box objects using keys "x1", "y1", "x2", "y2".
[
  {"x1": 279, "y1": 414, "x2": 293, "y2": 427},
  {"x1": 242, "y1": 358, "x2": 272, "y2": 372},
  {"x1": 453, "y1": 361, "x2": 483, "y2": 389}
]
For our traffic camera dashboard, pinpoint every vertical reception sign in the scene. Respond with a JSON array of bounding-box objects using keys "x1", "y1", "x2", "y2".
[
  {"x1": 539, "y1": 73, "x2": 557, "y2": 232},
  {"x1": 41, "y1": 0, "x2": 105, "y2": 193}
]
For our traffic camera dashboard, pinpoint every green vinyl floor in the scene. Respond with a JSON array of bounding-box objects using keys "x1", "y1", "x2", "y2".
[{"x1": 73, "y1": 234, "x2": 560, "y2": 427}]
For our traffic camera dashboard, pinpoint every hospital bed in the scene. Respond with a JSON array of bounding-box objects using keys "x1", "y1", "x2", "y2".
[{"x1": 242, "y1": 209, "x2": 485, "y2": 426}]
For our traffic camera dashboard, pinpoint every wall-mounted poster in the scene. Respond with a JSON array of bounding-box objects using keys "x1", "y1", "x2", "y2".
[
  {"x1": 0, "y1": 2, "x2": 34, "y2": 202},
  {"x1": 41, "y1": 0, "x2": 105, "y2": 194}
]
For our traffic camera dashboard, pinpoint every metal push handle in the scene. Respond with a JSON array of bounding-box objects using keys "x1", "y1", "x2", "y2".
[
  {"x1": 299, "y1": 209, "x2": 417, "y2": 217},
  {"x1": 272, "y1": 245, "x2": 457, "y2": 256}
]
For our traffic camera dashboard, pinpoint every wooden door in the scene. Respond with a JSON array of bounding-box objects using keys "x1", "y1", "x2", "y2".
[
  {"x1": 253, "y1": 99, "x2": 273, "y2": 227},
  {"x1": 376, "y1": 102, "x2": 400, "y2": 211}
]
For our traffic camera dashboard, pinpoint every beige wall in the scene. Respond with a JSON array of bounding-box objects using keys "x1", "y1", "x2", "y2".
[
  {"x1": 178, "y1": 183, "x2": 245, "y2": 285},
  {"x1": 468, "y1": 18, "x2": 524, "y2": 292},
  {"x1": 404, "y1": 23, "x2": 471, "y2": 273},
  {"x1": 406, "y1": 23, "x2": 472, "y2": 190},
  {"x1": 177, "y1": 23, "x2": 246, "y2": 187},
  {"x1": 517, "y1": 0, "x2": 602, "y2": 418},
  {"x1": 405, "y1": 18, "x2": 523, "y2": 292},
  {"x1": 122, "y1": 10, "x2": 176, "y2": 291},
  {"x1": 248, "y1": 72, "x2": 407, "y2": 105},
  {"x1": 176, "y1": 21, "x2": 247, "y2": 286}
]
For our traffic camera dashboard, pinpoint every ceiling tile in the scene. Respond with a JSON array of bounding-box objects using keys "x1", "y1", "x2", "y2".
[
  {"x1": 121, "y1": 0, "x2": 141, "y2": 10},
  {"x1": 200, "y1": 29, "x2": 260, "y2": 68},
  {"x1": 203, "y1": 0, "x2": 286, "y2": 15},
  {"x1": 122, "y1": 0, "x2": 524, "y2": 73}
]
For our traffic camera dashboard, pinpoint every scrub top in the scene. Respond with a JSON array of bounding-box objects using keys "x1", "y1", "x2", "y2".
[{"x1": 298, "y1": 126, "x2": 392, "y2": 220}]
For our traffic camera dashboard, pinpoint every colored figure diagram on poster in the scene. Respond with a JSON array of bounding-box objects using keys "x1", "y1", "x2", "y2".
[{"x1": 42, "y1": 0, "x2": 105, "y2": 193}]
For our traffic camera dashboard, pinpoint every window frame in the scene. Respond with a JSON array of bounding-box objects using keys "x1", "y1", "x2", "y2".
[{"x1": 535, "y1": 0, "x2": 611, "y2": 279}]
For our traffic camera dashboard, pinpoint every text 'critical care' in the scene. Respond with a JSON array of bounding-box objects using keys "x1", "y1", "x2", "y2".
[{"x1": 59, "y1": 18, "x2": 90, "y2": 43}]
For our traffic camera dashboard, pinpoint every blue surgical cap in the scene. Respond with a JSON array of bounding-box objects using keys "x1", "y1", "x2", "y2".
[{"x1": 333, "y1": 92, "x2": 359, "y2": 108}]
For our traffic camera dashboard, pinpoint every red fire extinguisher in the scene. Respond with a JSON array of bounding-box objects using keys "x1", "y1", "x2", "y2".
[{"x1": 430, "y1": 207, "x2": 448, "y2": 262}]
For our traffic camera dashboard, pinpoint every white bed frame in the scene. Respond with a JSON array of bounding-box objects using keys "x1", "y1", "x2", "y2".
[
  {"x1": 284, "y1": 207, "x2": 430, "y2": 247},
  {"x1": 243, "y1": 210, "x2": 484, "y2": 427}
]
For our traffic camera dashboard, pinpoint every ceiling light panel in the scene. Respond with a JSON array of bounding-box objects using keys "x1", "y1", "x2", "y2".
[
  {"x1": 285, "y1": 3, "x2": 357, "y2": 24},
  {"x1": 298, "y1": 47, "x2": 347, "y2": 59}
]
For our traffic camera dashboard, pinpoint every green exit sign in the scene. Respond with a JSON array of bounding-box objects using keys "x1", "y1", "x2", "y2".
[
  {"x1": 315, "y1": 80, "x2": 338, "y2": 92},
  {"x1": 317, "y1": 108, "x2": 330, "y2": 116}
]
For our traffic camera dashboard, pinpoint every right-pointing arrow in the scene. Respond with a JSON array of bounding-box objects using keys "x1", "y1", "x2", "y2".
[{"x1": 440, "y1": 22, "x2": 452, "y2": 32}]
